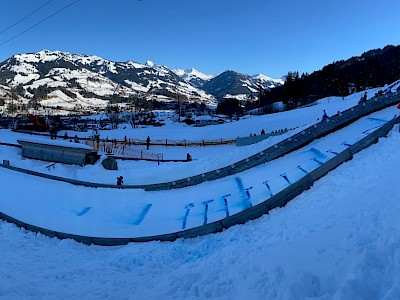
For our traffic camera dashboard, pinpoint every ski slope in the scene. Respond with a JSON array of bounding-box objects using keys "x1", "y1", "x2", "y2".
[
  {"x1": 0, "y1": 121, "x2": 399, "y2": 299},
  {"x1": 1, "y1": 82, "x2": 400, "y2": 298},
  {"x1": 0, "y1": 104, "x2": 398, "y2": 240}
]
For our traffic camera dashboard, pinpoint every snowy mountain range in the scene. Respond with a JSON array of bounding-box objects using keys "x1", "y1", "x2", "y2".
[
  {"x1": 0, "y1": 50, "x2": 283, "y2": 112},
  {"x1": 202, "y1": 70, "x2": 284, "y2": 100},
  {"x1": 172, "y1": 68, "x2": 214, "y2": 88},
  {"x1": 172, "y1": 68, "x2": 284, "y2": 101}
]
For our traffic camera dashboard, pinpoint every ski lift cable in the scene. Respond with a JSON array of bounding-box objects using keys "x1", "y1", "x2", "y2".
[
  {"x1": 0, "y1": 0, "x2": 80, "y2": 47},
  {"x1": 0, "y1": 0, "x2": 55, "y2": 34}
]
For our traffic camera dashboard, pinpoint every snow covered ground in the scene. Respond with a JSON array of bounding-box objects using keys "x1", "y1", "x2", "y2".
[
  {"x1": 0, "y1": 124, "x2": 399, "y2": 299},
  {"x1": 61, "y1": 90, "x2": 379, "y2": 142},
  {"x1": 0, "y1": 88, "x2": 386, "y2": 184},
  {"x1": 0, "y1": 85, "x2": 400, "y2": 299},
  {"x1": 0, "y1": 105, "x2": 397, "y2": 239}
]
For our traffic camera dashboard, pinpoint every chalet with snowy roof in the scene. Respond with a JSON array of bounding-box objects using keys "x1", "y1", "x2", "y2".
[{"x1": 17, "y1": 138, "x2": 99, "y2": 165}]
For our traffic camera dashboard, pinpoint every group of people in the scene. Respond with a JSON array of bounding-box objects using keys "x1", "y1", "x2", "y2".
[
  {"x1": 250, "y1": 129, "x2": 266, "y2": 137},
  {"x1": 358, "y1": 91, "x2": 368, "y2": 104},
  {"x1": 62, "y1": 132, "x2": 79, "y2": 143}
]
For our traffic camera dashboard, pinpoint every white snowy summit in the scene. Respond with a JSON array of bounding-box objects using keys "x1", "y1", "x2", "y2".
[
  {"x1": 252, "y1": 73, "x2": 285, "y2": 88},
  {"x1": 172, "y1": 68, "x2": 214, "y2": 88},
  {"x1": 145, "y1": 60, "x2": 155, "y2": 67}
]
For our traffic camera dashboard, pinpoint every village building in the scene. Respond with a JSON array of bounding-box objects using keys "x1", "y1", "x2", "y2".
[{"x1": 17, "y1": 138, "x2": 99, "y2": 165}]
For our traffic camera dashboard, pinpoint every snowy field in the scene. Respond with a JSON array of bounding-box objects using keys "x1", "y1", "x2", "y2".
[
  {"x1": 0, "y1": 87, "x2": 386, "y2": 185},
  {"x1": 0, "y1": 125, "x2": 399, "y2": 299},
  {"x1": 1, "y1": 84, "x2": 400, "y2": 299},
  {"x1": 0, "y1": 105, "x2": 397, "y2": 238}
]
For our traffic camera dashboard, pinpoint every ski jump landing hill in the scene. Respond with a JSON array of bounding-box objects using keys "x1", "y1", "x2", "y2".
[{"x1": 0, "y1": 92, "x2": 399, "y2": 245}]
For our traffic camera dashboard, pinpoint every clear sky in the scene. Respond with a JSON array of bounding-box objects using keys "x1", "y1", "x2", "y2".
[{"x1": 0, "y1": 0, "x2": 399, "y2": 78}]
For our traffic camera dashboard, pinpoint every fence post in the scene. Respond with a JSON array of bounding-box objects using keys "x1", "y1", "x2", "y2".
[
  {"x1": 202, "y1": 139, "x2": 205, "y2": 147},
  {"x1": 185, "y1": 140, "x2": 186, "y2": 148},
  {"x1": 165, "y1": 139, "x2": 168, "y2": 147}
]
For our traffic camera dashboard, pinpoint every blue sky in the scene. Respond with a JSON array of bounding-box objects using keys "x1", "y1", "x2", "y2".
[{"x1": 0, "y1": 0, "x2": 399, "y2": 78}]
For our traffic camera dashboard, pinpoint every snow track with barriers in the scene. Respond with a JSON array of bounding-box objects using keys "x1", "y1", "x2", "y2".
[{"x1": 0, "y1": 94, "x2": 399, "y2": 245}]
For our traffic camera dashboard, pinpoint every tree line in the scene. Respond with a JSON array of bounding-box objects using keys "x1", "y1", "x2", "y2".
[
  {"x1": 217, "y1": 45, "x2": 400, "y2": 116},
  {"x1": 259, "y1": 45, "x2": 400, "y2": 109}
]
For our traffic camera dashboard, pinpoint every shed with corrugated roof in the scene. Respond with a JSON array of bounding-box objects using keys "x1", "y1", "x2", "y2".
[{"x1": 18, "y1": 138, "x2": 99, "y2": 165}]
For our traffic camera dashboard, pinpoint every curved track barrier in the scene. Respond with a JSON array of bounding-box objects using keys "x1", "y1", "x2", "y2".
[
  {"x1": 0, "y1": 142, "x2": 21, "y2": 148},
  {"x1": 1, "y1": 93, "x2": 400, "y2": 191},
  {"x1": 143, "y1": 93, "x2": 400, "y2": 191},
  {"x1": 0, "y1": 116, "x2": 398, "y2": 245}
]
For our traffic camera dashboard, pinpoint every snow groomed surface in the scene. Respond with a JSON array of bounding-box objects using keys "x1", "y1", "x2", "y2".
[
  {"x1": 1, "y1": 93, "x2": 400, "y2": 192},
  {"x1": 0, "y1": 94, "x2": 399, "y2": 245}
]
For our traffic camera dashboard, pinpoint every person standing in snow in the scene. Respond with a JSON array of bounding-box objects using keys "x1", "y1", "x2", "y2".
[
  {"x1": 117, "y1": 176, "x2": 123, "y2": 185},
  {"x1": 49, "y1": 127, "x2": 58, "y2": 140},
  {"x1": 321, "y1": 110, "x2": 328, "y2": 121},
  {"x1": 146, "y1": 136, "x2": 150, "y2": 150},
  {"x1": 186, "y1": 153, "x2": 192, "y2": 161}
]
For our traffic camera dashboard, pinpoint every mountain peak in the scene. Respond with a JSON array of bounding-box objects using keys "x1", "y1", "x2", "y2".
[
  {"x1": 203, "y1": 70, "x2": 284, "y2": 100},
  {"x1": 172, "y1": 68, "x2": 214, "y2": 88},
  {"x1": 252, "y1": 74, "x2": 285, "y2": 86},
  {"x1": 145, "y1": 60, "x2": 155, "y2": 67},
  {"x1": 173, "y1": 68, "x2": 213, "y2": 80}
]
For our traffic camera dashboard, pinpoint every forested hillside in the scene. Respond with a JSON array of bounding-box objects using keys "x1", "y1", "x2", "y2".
[{"x1": 260, "y1": 45, "x2": 400, "y2": 109}]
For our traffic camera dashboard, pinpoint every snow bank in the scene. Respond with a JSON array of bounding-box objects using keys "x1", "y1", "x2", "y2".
[
  {"x1": 18, "y1": 137, "x2": 94, "y2": 150},
  {"x1": 0, "y1": 128, "x2": 399, "y2": 299}
]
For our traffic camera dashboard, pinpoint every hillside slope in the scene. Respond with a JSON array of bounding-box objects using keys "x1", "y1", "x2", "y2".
[{"x1": 0, "y1": 50, "x2": 217, "y2": 111}]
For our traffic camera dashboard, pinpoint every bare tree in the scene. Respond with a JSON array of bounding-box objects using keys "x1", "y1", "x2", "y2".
[
  {"x1": 106, "y1": 105, "x2": 120, "y2": 129},
  {"x1": 123, "y1": 111, "x2": 138, "y2": 129}
]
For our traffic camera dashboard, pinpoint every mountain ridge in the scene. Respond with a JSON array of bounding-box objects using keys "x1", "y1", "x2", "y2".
[
  {"x1": 0, "y1": 50, "x2": 283, "y2": 113},
  {"x1": 0, "y1": 50, "x2": 217, "y2": 111}
]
